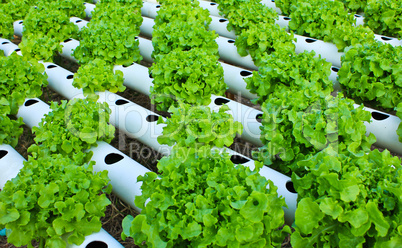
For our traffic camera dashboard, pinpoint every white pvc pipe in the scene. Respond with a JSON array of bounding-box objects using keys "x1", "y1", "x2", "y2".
[
  {"x1": 69, "y1": 17, "x2": 88, "y2": 31},
  {"x1": 66, "y1": 228, "x2": 124, "y2": 248},
  {"x1": 361, "y1": 106, "x2": 402, "y2": 155},
  {"x1": 0, "y1": 38, "x2": 20, "y2": 56},
  {"x1": 137, "y1": 36, "x2": 154, "y2": 63},
  {"x1": 215, "y1": 36, "x2": 258, "y2": 70},
  {"x1": 60, "y1": 38, "x2": 80, "y2": 63},
  {"x1": 219, "y1": 62, "x2": 258, "y2": 100},
  {"x1": 374, "y1": 34, "x2": 402, "y2": 46},
  {"x1": 84, "y1": 2, "x2": 96, "y2": 19},
  {"x1": 16, "y1": 98, "x2": 51, "y2": 129},
  {"x1": 260, "y1": 0, "x2": 282, "y2": 14},
  {"x1": 41, "y1": 62, "x2": 83, "y2": 99},
  {"x1": 209, "y1": 16, "x2": 236, "y2": 39},
  {"x1": 113, "y1": 63, "x2": 153, "y2": 96},
  {"x1": 209, "y1": 95, "x2": 263, "y2": 146},
  {"x1": 0, "y1": 144, "x2": 25, "y2": 190},
  {"x1": 13, "y1": 20, "x2": 24, "y2": 37},
  {"x1": 89, "y1": 141, "x2": 151, "y2": 212},
  {"x1": 141, "y1": 2, "x2": 159, "y2": 19},
  {"x1": 198, "y1": 0, "x2": 220, "y2": 17},
  {"x1": 139, "y1": 16, "x2": 154, "y2": 38}
]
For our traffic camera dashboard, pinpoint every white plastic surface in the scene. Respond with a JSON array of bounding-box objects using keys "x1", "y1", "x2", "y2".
[
  {"x1": 17, "y1": 98, "x2": 51, "y2": 129},
  {"x1": 13, "y1": 20, "x2": 24, "y2": 37},
  {"x1": 215, "y1": 36, "x2": 258, "y2": 70},
  {"x1": 137, "y1": 37, "x2": 154, "y2": 63},
  {"x1": 66, "y1": 228, "x2": 124, "y2": 248},
  {"x1": 219, "y1": 62, "x2": 258, "y2": 100},
  {"x1": 0, "y1": 144, "x2": 25, "y2": 190},
  {"x1": 60, "y1": 38, "x2": 80, "y2": 63},
  {"x1": 209, "y1": 16, "x2": 236, "y2": 39},
  {"x1": 84, "y1": 2, "x2": 96, "y2": 19},
  {"x1": 0, "y1": 38, "x2": 20, "y2": 56},
  {"x1": 69, "y1": 17, "x2": 88, "y2": 31},
  {"x1": 90, "y1": 141, "x2": 151, "y2": 212},
  {"x1": 113, "y1": 63, "x2": 153, "y2": 96},
  {"x1": 140, "y1": 16, "x2": 155, "y2": 38},
  {"x1": 198, "y1": 0, "x2": 221, "y2": 17},
  {"x1": 141, "y1": 2, "x2": 159, "y2": 19}
]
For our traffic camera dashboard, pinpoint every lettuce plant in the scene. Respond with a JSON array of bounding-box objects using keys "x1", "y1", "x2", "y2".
[
  {"x1": 337, "y1": 0, "x2": 367, "y2": 12},
  {"x1": 245, "y1": 51, "x2": 333, "y2": 104},
  {"x1": 122, "y1": 147, "x2": 290, "y2": 247},
  {"x1": 0, "y1": 11, "x2": 14, "y2": 39},
  {"x1": 338, "y1": 42, "x2": 402, "y2": 109},
  {"x1": 257, "y1": 92, "x2": 375, "y2": 175},
  {"x1": 157, "y1": 103, "x2": 243, "y2": 148},
  {"x1": 28, "y1": 99, "x2": 115, "y2": 164},
  {"x1": 73, "y1": 58, "x2": 125, "y2": 100},
  {"x1": 150, "y1": 49, "x2": 226, "y2": 111},
  {"x1": 0, "y1": 114, "x2": 23, "y2": 147},
  {"x1": 0, "y1": 53, "x2": 48, "y2": 115},
  {"x1": 0, "y1": 154, "x2": 111, "y2": 248},
  {"x1": 364, "y1": 0, "x2": 402, "y2": 39},
  {"x1": 291, "y1": 148, "x2": 402, "y2": 247}
]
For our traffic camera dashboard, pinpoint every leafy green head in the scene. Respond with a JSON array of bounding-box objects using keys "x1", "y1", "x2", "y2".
[
  {"x1": 157, "y1": 102, "x2": 243, "y2": 149},
  {"x1": 29, "y1": 98, "x2": 115, "y2": 164},
  {"x1": 0, "y1": 153, "x2": 111, "y2": 248},
  {"x1": 122, "y1": 147, "x2": 289, "y2": 247}
]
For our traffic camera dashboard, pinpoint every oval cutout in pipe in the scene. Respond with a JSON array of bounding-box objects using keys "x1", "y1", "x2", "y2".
[
  {"x1": 146, "y1": 114, "x2": 159, "y2": 122},
  {"x1": 115, "y1": 99, "x2": 129, "y2": 105},
  {"x1": 286, "y1": 181, "x2": 297, "y2": 194},
  {"x1": 331, "y1": 66, "x2": 340, "y2": 72},
  {"x1": 86, "y1": 241, "x2": 108, "y2": 248},
  {"x1": 66, "y1": 75, "x2": 74, "y2": 80},
  {"x1": 381, "y1": 36, "x2": 393, "y2": 41},
  {"x1": 372, "y1": 111, "x2": 390, "y2": 121},
  {"x1": 105, "y1": 153, "x2": 124, "y2": 165},
  {"x1": 214, "y1": 97, "x2": 230, "y2": 105},
  {"x1": 283, "y1": 17, "x2": 291, "y2": 20},
  {"x1": 219, "y1": 19, "x2": 228, "y2": 22},
  {"x1": 1, "y1": 42, "x2": 9, "y2": 45},
  {"x1": 305, "y1": 38, "x2": 317, "y2": 43},
  {"x1": 256, "y1": 113, "x2": 262, "y2": 123},
  {"x1": 227, "y1": 39, "x2": 235, "y2": 43},
  {"x1": 47, "y1": 64, "x2": 57, "y2": 69},
  {"x1": 230, "y1": 155, "x2": 250, "y2": 164},
  {"x1": 24, "y1": 99, "x2": 39, "y2": 107},
  {"x1": 240, "y1": 70, "x2": 252, "y2": 77},
  {"x1": 63, "y1": 38, "x2": 72, "y2": 43},
  {"x1": 0, "y1": 150, "x2": 8, "y2": 159}
]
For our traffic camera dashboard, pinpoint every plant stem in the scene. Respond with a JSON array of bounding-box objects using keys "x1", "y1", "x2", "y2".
[{"x1": 39, "y1": 238, "x2": 45, "y2": 248}]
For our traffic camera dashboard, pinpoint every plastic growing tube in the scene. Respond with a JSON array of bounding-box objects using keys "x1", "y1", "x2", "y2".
[
  {"x1": 69, "y1": 17, "x2": 88, "y2": 31},
  {"x1": 0, "y1": 144, "x2": 25, "y2": 190},
  {"x1": 60, "y1": 38, "x2": 80, "y2": 63},
  {"x1": 219, "y1": 62, "x2": 258, "y2": 100},
  {"x1": 89, "y1": 141, "x2": 151, "y2": 212},
  {"x1": 139, "y1": 16, "x2": 155, "y2": 38},
  {"x1": 360, "y1": 105, "x2": 402, "y2": 155},
  {"x1": 13, "y1": 20, "x2": 24, "y2": 37},
  {"x1": 65, "y1": 228, "x2": 124, "y2": 248},
  {"x1": 209, "y1": 16, "x2": 236, "y2": 39},
  {"x1": 198, "y1": 0, "x2": 220, "y2": 17},
  {"x1": 260, "y1": 0, "x2": 282, "y2": 14},
  {"x1": 141, "y1": 1, "x2": 160, "y2": 19},
  {"x1": 137, "y1": 36, "x2": 154, "y2": 63},
  {"x1": 16, "y1": 98, "x2": 51, "y2": 129},
  {"x1": 113, "y1": 63, "x2": 153, "y2": 96},
  {"x1": 83, "y1": 2, "x2": 96, "y2": 19},
  {"x1": 0, "y1": 38, "x2": 20, "y2": 56},
  {"x1": 215, "y1": 36, "x2": 258, "y2": 70}
]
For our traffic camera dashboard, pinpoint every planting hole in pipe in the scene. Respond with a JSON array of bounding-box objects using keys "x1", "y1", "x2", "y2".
[
  {"x1": 283, "y1": 17, "x2": 291, "y2": 20},
  {"x1": 63, "y1": 38, "x2": 72, "y2": 43},
  {"x1": 47, "y1": 64, "x2": 57, "y2": 69},
  {"x1": 156, "y1": 5, "x2": 161, "y2": 8},
  {"x1": 210, "y1": 2, "x2": 217, "y2": 5},
  {"x1": 286, "y1": 181, "x2": 297, "y2": 194},
  {"x1": 331, "y1": 67, "x2": 340, "y2": 72},
  {"x1": 230, "y1": 155, "x2": 250, "y2": 164},
  {"x1": 1, "y1": 42, "x2": 9, "y2": 45},
  {"x1": 86, "y1": 241, "x2": 108, "y2": 248},
  {"x1": 372, "y1": 111, "x2": 389, "y2": 121},
  {"x1": 66, "y1": 75, "x2": 74, "y2": 80},
  {"x1": 146, "y1": 115, "x2": 159, "y2": 122},
  {"x1": 75, "y1": 19, "x2": 82, "y2": 23},
  {"x1": 115, "y1": 99, "x2": 129, "y2": 105},
  {"x1": 381, "y1": 36, "x2": 393, "y2": 41},
  {"x1": 256, "y1": 113, "x2": 262, "y2": 123},
  {"x1": 105, "y1": 153, "x2": 124, "y2": 165},
  {"x1": 214, "y1": 97, "x2": 230, "y2": 105},
  {"x1": 305, "y1": 38, "x2": 317, "y2": 43},
  {"x1": 227, "y1": 39, "x2": 235, "y2": 44},
  {"x1": 149, "y1": 73, "x2": 153, "y2": 78},
  {"x1": 15, "y1": 49, "x2": 20, "y2": 52},
  {"x1": 24, "y1": 99, "x2": 39, "y2": 107},
  {"x1": 122, "y1": 62, "x2": 135, "y2": 68},
  {"x1": 219, "y1": 19, "x2": 228, "y2": 23},
  {"x1": 354, "y1": 14, "x2": 362, "y2": 18},
  {"x1": 0, "y1": 150, "x2": 8, "y2": 159},
  {"x1": 19, "y1": 21, "x2": 23, "y2": 24},
  {"x1": 240, "y1": 70, "x2": 252, "y2": 77}
]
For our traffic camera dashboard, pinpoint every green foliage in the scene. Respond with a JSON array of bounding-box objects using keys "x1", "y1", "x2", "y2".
[
  {"x1": 288, "y1": 0, "x2": 356, "y2": 51},
  {"x1": 0, "y1": 153, "x2": 111, "y2": 248},
  {"x1": 157, "y1": 103, "x2": 243, "y2": 148},
  {"x1": 74, "y1": 20, "x2": 142, "y2": 66},
  {"x1": 245, "y1": 51, "x2": 333, "y2": 104},
  {"x1": 154, "y1": 1, "x2": 210, "y2": 27},
  {"x1": 331, "y1": 24, "x2": 376, "y2": 52},
  {"x1": 338, "y1": 42, "x2": 402, "y2": 109},
  {"x1": 0, "y1": 53, "x2": 48, "y2": 115},
  {"x1": 395, "y1": 102, "x2": 402, "y2": 142},
  {"x1": 2, "y1": 0, "x2": 31, "y2": 22},
  {"x1": 274, "y1": 0, "x2": 296, "y2": 16},
  {"x1": 0, "y1": 11, "x2": 14, "y2": 39},
  {"x1": 36, "y1": 0, "x2": 86, "y2": 18},
  {"x1": 20, "y1": 6, "x2": 78, "y2": 61},
  {"x1": 150, "y1": 49, "x2": 226, "y2": 111},
  {"x1": 0, "y1": 115, "x2": 23, "y2": 147},
  {"x1": 122, "y1": 147, "x2": 289, "y2": 247},
  {"x1": 337, "y1": 0, "x2": 367, "y2": 12},
  {"x1": 90, "y1": 2, "x2": 143, "y2": 27},
  {"x1": 73, "y1": 59, "x2": 125, "y2": 100},
  {"x1": 235, "y1": 23, "x2": 295, "y2": 66},
  {"x1": 364, "y1": 0, "x2": 402, "y2": 39},
  {"x1": 257, "y1": 92, "x2": 375, "y2": 175},
  {"x1": 219, "y1": 1, "x2": 277, "y2": 35},
  {"x1": 291, "y1": 148, "x2": 402, "y2": 247},
  {"x1": 151, "y1": 18, "x2": 219, "y2": 58},
  {"x1": 28, "y1": 99, "x2": 115, "y2": 165}
]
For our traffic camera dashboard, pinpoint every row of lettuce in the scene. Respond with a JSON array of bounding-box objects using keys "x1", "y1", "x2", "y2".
[
  {"x1": 214, "y1": 0, "x2": 402, "y2": 247},
  {"x1": 1, "y1": 0, "x2": 402, "y2": 247},
  {"x1": 279, "y1": 0, "x2": 402, "y2": 39},
  {"x1": 0, "y1": 0, "x2": 140, "y2": 247}
]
